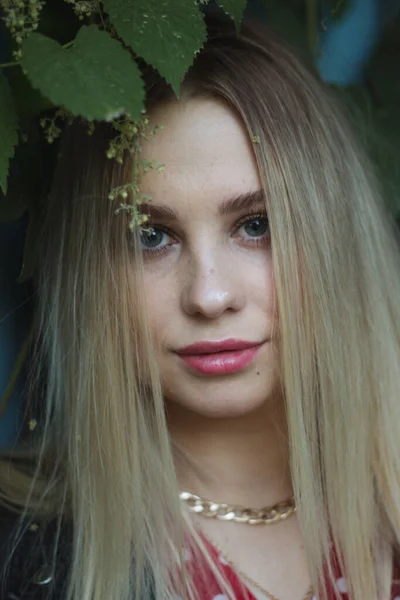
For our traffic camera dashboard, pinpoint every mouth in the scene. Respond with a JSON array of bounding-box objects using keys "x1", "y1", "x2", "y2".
[{"x1": 175, "y1": 339, "x2": 266, "y2": 375}]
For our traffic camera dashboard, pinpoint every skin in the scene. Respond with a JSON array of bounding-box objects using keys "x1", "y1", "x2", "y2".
[
  {"x1": 140, "y1": 97, "x2": 279, "y2": 418},
  {"x1": 139, "y1": 97, "x2": 310, "y2": 600}
]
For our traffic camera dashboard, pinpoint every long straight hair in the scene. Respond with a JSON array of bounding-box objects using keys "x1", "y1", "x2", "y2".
[{"x1": 1, "y1": 10, "x2": 400, "y2": 600}]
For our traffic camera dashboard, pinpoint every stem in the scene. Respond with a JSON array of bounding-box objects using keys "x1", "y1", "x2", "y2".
[
  {"x1": 97, "y1": 0, "x2": 106, "y2": 30},
  {"x1": 0, "y1": 61, "x2": 20, "y2": 68},
  {"x1": 0, "y1": 39, "x2": 75, "y2": 68},
  {"x1": 62, "y1": 40, "x2": 75, "y2": 50}
]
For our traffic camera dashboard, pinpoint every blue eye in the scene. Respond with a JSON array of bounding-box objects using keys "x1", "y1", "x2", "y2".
[
  {"x1": 140, "y1": 227, "x2": 176, "y2": 255},
  {"x1": 140, "y1": 228, "x2": 165, "y2": 249},
  {"x1": 242, "y1": 216, "x2": 269, "y2": 237},
  {"x1": 237, "y1": 214, "x2": 270, "y2": 241}
]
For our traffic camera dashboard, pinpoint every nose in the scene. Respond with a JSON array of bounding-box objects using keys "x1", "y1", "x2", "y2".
[{"x1": 181, "y1": 247, "x2": 246, "y2": 319}]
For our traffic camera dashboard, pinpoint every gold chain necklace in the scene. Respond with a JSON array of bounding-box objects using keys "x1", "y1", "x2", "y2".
[
  {"x1": 202, "y1": 532, "x2": 314, "y2": 600},
  {"x1": 179, "y1": 491, "x2": 296, "y2": 525}
]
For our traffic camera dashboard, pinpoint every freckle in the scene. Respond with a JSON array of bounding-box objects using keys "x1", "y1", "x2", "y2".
[{"x1": 256, "y1": 371, "x2": 260, "y2": 375}]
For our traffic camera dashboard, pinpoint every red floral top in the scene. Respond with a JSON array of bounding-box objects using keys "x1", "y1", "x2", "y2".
[{"x1": 181, "y1": 536, "x2": 400, "y2": 600}]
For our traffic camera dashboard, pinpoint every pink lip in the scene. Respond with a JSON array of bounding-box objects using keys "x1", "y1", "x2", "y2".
[{"x1": 176, "y1": 339, "x2": 265, "y2": 375}]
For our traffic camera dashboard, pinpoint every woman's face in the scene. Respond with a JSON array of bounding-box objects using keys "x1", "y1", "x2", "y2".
[{"x1": 139, "y1": 97, "x2": 281, "y2": 418}]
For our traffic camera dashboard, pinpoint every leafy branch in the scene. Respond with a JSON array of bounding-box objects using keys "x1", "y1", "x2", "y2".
[{"x1": 0, "y1": 0, "x2": 246, "y2": 274}]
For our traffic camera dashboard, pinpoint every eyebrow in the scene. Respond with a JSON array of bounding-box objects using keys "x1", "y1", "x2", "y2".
[{"x1": 141, "y1": 189, "x2": 266, "y2": 220}]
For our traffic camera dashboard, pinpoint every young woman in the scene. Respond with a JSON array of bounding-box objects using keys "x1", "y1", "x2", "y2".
[{"x1": 1, "y1": 9, "x2": 400, "y2": 600}]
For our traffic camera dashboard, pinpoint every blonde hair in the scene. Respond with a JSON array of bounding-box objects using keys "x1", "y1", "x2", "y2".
[{"x1": 1, "y1": 10, "x2": 400, "y2": 600}]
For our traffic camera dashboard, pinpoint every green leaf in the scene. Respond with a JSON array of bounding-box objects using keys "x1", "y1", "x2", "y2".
[
  {"x1": 103, "y1": 0, "x2": 207, "y2": 97},
  {"x1": 216, "y1": 0, "x2": 247, "y2": 31},
  {"x1": 21, "y1": 26, "x2": 145, "y2": 122},
  {"x1": 0, "y1": 73, "x2": 19, "y2": 195}
]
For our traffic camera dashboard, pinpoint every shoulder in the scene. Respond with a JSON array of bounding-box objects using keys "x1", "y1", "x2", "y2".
[{"x1": 0, "y1": 500, "x2": 72, "y2": 600}]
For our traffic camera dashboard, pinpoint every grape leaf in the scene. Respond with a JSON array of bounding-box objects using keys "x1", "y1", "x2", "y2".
[
  {"x1": 216, "y1": 0, "x2": 247, "y2": 31},
  {"x1": 103, "y1": 0, "x2": 207, "y2": 97},
  {"x1": 21, "y1": 26, "x2": 145, "y2": 122},
  {"x1": 0, "y1": 73, "x2": 19, "y2": 195}
]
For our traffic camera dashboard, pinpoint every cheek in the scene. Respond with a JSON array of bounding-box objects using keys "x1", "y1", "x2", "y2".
[
  {"x1": 250, "y1": 258, "x2": 280, "y2": 344},
  {"x1": 143, "y1": 270, "x2": 177, "y2": 345},
  {"x1": 250, "y1": 253, "x2": 277, "y2": 311}
]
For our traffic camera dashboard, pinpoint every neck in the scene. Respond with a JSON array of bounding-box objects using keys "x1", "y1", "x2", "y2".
[{"x1": 167, "y1": 397, "x2": 292, "y2": 508}]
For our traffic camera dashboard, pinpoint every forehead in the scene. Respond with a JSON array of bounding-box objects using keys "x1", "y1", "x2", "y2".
[{"x1": 139, "y1": 97, "x2": 261, "y2": 201}]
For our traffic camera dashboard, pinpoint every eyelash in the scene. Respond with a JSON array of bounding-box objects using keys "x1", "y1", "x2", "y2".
[{"x1": 140, "y1": 210, "x2": 270, "y2": 257}]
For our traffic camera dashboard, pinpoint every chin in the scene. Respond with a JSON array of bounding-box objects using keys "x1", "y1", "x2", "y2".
[{"x1": 163, "y1": 372, "x2": 279, "y2": 419}]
